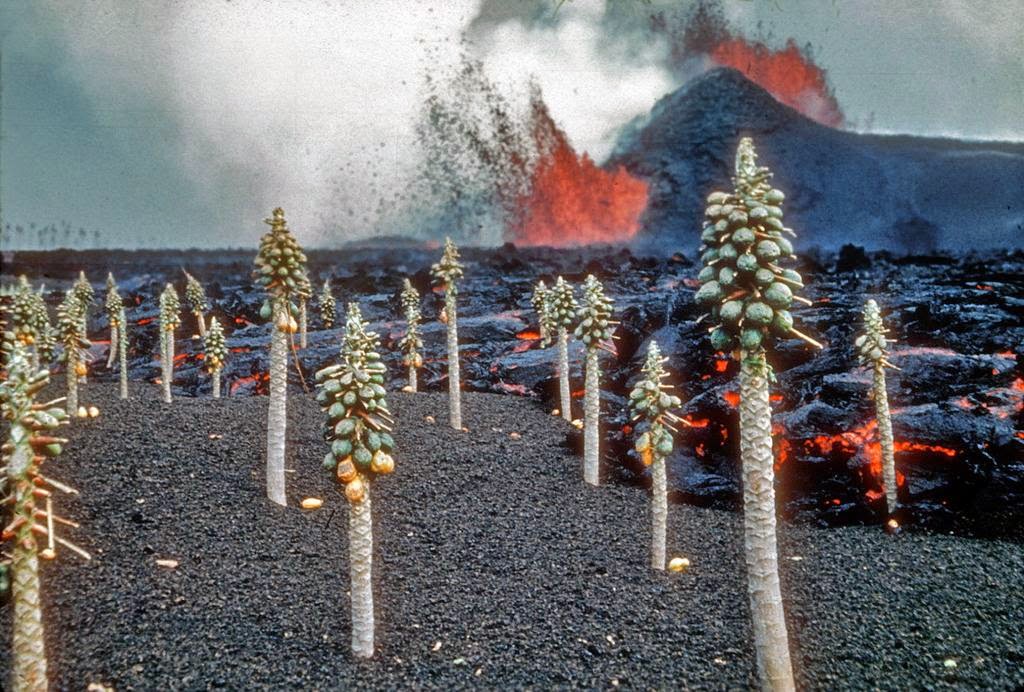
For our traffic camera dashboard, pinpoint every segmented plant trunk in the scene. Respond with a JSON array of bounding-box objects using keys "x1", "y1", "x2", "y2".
[
  {"x1": 299, "y1": 300, "x2": 308, "y2": 349},
  {"x1": 163, "y1": 329, "x2": 174, "y2": 403},
  {"x1": 349, "y1": 484, "x2": 375, "y2": 658},
  {"x1": 9, "y1": 444, "x2": 48, "y2": 692},
  {"x1": 266, "y1": 300, "x2": 288, "y2": 506},
  {"x1": 874, "y1": 361, "x2": 897, "y2": 514},
  {"x1": 445, "y1": 292, "x2": 461, "y2": 430},
  {"x1": 557, "y1": 327, "x2": 571, "y2": 422},
  {"x1": 408, "y1": 364, "x2": 417, "y2": 393},
  {"x1": 651, "y1": 442, "x2": 667, "y2": 570},
  {"x1": 78, "y1": 313, "x2": 88, "y2": 384},
  {"x1": 195, "y1": 310, "x2": 206, "y2": 337},
  {"x1": 118, "y1": 310, "x2": 128, "y2": 400},
  {"x1": 107, "y1": 323, "x2": 118, "y2": 368},
  {"x1": 739, "y1": 352, "x2": 795, "y2": 692},
  {"x1": 212, "y1": 368, "x2": 221, "y2": 399},
  {"x1": 66, "y1": 346, "x2": 78, "y2": 414},
  {"x1": 29, "y1": 348, "x2": 39, "y2": 373},
  {"x1": 583, "y1": 347, "x2": 600, "y2": 485}
]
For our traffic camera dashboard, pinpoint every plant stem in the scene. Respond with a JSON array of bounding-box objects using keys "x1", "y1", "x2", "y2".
[
  {"x1": 212, "y1": 368, "x2": 221, "y2": 399},
  {"x1": 445, "y1": 291, "x2": 461, "y2": 430},
  {"x1": 583, "y1": 346, "x2": 600, "y2": 485},
  {"x1": 558, "y1": 327, "x2": 571, "y2": 422},
  {"x1": 874, "y1": 361, "x2": 897, "y2": 514},
  {"x1": 349, "y1": 482, "x2": 374, "y2": 658},
  {"x1": 651, "y1": 440, "x2": 667, "y2": 570},
  {"x1": 266, "y1": 299, "x2": 288, "y2": 506},
  {"x1": 107, "y1": 323, "x2": 118, "y2": 368},
  {"x1": 195, "y1": 310, "x2": 206, "y2": 338},
  {"x1": 163, "y1": 329, "x2": 174, "y2": 403},
  {"x1": 299, "y1": 300, "x2": 307, "y2": 349},
  {"x1": 738, "y1": 351, "x2": 794, "y2": 692},
  {"x1": 66, "y1": 346, "x2": 78, "y2": 414},
  {"x1": 119, "y1": 309, "x2": 128, "y2": 400},
  {"x1": 408, "y1": 364, "x2": 417, "y2": 393}
]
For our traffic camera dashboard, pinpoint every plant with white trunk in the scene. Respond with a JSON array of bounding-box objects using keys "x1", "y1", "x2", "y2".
[
  {"x1": 315, "y1": 303, "x2": 395, "y2": 659},
  {"x1": 399, "y1": 279, "x2": 423, "y2": 392},
  {"x1": 431, "y1": 237, "x2": 464, "y2": 429},
  {"x1": 320, "y1": 278, "x2": 336, "y2": 330},
  {"x1": 573, "y1": 275, "x2": 615, "y2": 485},
  {"x1": 856, "y1": 299, "x2": 900, "y2": 515},
  {"x1": 204, "y1": 317, "x2": 228, "y2": 399},
  {"x1": 158, "y1": 284, "x2": 181, "y2": 404},
  {"x1": 694, "y1": 136, "x2": 822, "y2": 692},
  {"x1": 531, "y1": 280, "x2": 549, "y2": 343},
  {"x1": 543, "y1": 277, "x2": 578, "y2": 422},
  {"x1": 104, "y1": 274, "x2": 122, "y2": 369},
  {"x1": 253, "y1": 207, "x2": 309, "y2": 506},
  {"x1": 117, "y1": 306, "x2": 128, "y2": 400},
  {"x1": 629, "y1": 341, "x2": 683, "y2": 570},
  {"x1": 56, "y1": 292, "x2": 89, "y2": 416},
  {"x1": 296, "y1": 273, "x2": 312, "y2": 349},
  {"x1": 183, "y1": 271, "x2": 209, "y2": 337},
  {"x1": 2, "y1": 336, "x2": 88, "y2": 692},
  {"x1": 71, "y1": 271, "x2": 94, "y2": 340}
]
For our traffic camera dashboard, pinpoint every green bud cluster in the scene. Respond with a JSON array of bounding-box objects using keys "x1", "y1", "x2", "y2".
[
  {"x1": 253, "y1": 208, "x2": 311, "y2": 304},
  {"x1": 183, "y1": 271, "x2": 209, "y2": 314},
  {"x1": 628, "y1": 342, "x2": 682, "y2": 462},
  {"x1": 57, "y1": 292, "x2": 89, "y2": 364},
  {"x1": 694, "y1": 137, "x2": 808, "y2": 355},
  {"x1": 531, "y1": 280, "x2": 549, "y2": 336},
  {"x1": 398, "y1": 279, "x2": 423, "y2": 367},
  {"x1": 72, "y1": 271, "x2": 94, "y2": 310},
  {"x1": 573, "y1": 275, "x2": 615, "y2": 349},
  {"x1": 430, "y1": 237, "x2": 464, "y2": 294},
  {"x1": 320, "y1": 279, "x2": 336, "y2": 330},
  {"x1": 29, "y1": 290, "x2": 56, "y2": 363},
  {"x1": 10, "y1": 277, "x2": 36, "y2": 345},
  {"x1": 204, "y1": 317, "x2": 227, "y2": 372},
  {"x1": 0, "y1": 340, "x2": 69, "y2": 447},
  {"x1": 856, "y1": 299, "x2": 892, "y2": 367},
  {"x1": 542, "y1": 277, "x2": 577, "y2": 346},
  {"x1": 159, "y1": 284, "x2": 181, "y2": 332},
  {"x1": 105, "y1": 274, "x2": 124, "y2": 328},
  {"x1": 315, "y1": 304, "x2": 395, "y2": 498}
]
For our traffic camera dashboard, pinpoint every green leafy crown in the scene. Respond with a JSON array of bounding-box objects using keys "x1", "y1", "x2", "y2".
[
  {"x1": 183, "y1": 271, "x2": 209, "y2": 313},
  {"x1": 628, "y1": 341, "x2": 683, "y2": 463},
  {"x1": 431, "y1": 237, "x2": 464, "y2": 292},
  {"x1": 204, "y1": 317, "x2": 227, "y2": 371},
  {"x1": 159, "y1": 283, "x2": 181, "y2": 330},
  {"x1": 573, "y1": 275, "x2": 614, "y2": 349},
  {"x1": 253, "y1": 208, "x2": 311, "y2": 302}
]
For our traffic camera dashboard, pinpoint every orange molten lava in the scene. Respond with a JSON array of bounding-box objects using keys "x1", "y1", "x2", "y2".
[{"x1": 511, "y1": 96, "x2": 648, "y2": 247}]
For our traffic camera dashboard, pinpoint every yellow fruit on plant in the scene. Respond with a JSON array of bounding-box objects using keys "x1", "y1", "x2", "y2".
[
  {"x1": 345, "y1": 477, "x2": 365, "y2": 503},
  {"x1": 370, "y1": 451, "x2": 394, "y2": 474},
  {"x1": 336, "y1": 458, "x2": 358, "y2": 483},
  {"x1": 75, "y1": 362, "x2": 88, "y2": 377}
]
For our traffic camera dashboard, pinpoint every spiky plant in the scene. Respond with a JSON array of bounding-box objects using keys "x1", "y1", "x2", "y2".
[
  {"x1": 296, "y1": 273, "x2": 312, "y2": 349},
  {"x1": 71, "y1": 270, "x2": 94, "y2": 339},
  {"x1": 431, "y1": 237, "x2": 464, "y2": 430},
  {"x1": 629, "y1": 341, "x2": 683, "y2": 570},
  {"x1": 158, "y1": 284, "x2": 181, "y2": 404},
  {"x1": 574, "y1": 275, "x2": 615, "y2": 485},
  {"x1": 315, "y1": 303, "x2": 396, "y2": 658},
  {"x1": 183, "y1": 271, "x2": 209, "y2": 337},
  {"x1": 1, "y1": 337, "x2": 78, "y2": 691},
  {"x1": 531, "y1": 280, "x2": 549, "y2": 344},
  {"x1": 10, "y1": 278, "x2": 38, "y2": 368},
  {"x1": 694, "y1": 136, "x2": 821, "y2": 692},
  {"x1": 56, "y1": 292, "x2": 88, "y2": 416},
  {"x1": 253, "y1": 207, "x2": 309, "y2": 506},
  {"x1": 204, "y1": 316, "x2": 228, "y2": 399},
  {"x1": 856, "y1": 299, "x2": 899, "y2": 515},
  {"x1": 104, "y1": 274, "x2": 123, "y2": 369},
  {"x1": 320, "y1": 278, "x2": 336, "y2": 330},
  {"x1": 399, "y1": 279, "x2": 423, "y2": 392},
  {"x1": 27, "y1": 290, "x2": 54, "y2": 370},
  {"x1": 544, "y1": 277, "x2": 578, "y2": 422}
]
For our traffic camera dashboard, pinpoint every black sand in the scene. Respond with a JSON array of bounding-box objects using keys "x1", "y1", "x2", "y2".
[{"x1": 2, "y1": 384, "x2": 1022, "y2": 690}]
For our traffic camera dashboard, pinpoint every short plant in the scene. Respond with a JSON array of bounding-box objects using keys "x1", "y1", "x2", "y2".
[
  {"x1": 56, "y1": 291, "x2": 89, "y2": 415},
  {"x1": 104, "y1": 274, "x2": 122, "y2": 369},
  {"x1": 183, "y1": 271, "x2": 209, "y2": 337},
  {"x1": 531, "y1": 279, "x2": 549, "y2": 343},
  {"x1": 856, "y1": 299, "x2": 899, "y2": 515},
  {"x1": 431, "y1": 237, "x2": 464, "y2": 429},
  {"x1": 2, "y1": 337, "x2": 87, "y2": 691},
  {"x1": 320, "y1": 278, "x2": 336, "y2": 330},
  {"x1": 205, "y1": 317, "x2": 228, "y2": 399},
  {"x1": 158, "y1": 283, "x2": 181, "y2": 404},
  {"x1": 574, "y1": 275, "x2": 615, "y2": 485},
  {"x1": 694, "y1": 136, "x2": 821, "y2": 692},
  {"x1": 544, "y1": 277, "x2": 577, "y2": 422},
  {"x1": 629, "y1": 341, "x2": 683, "y2": 570},
  {"x1": 253, "y1": 207, "x2": 310, "y2": 506},
  {"x1": 315, "y1": 303, "x2": 395, "y2": 658},
  {"x1": 399, "y1": 278, "x2": 423, "y2": 392}
]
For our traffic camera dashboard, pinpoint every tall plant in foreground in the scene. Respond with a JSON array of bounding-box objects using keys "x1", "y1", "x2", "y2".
[
  {"x1": 205, "y1": 317, "x2": 228, "y2": 399},
  {"x1": 431, "y1": 237, "x2": 464, "y2": 429},
  {"x1": 694, "y1": 136, "x2": 821, "y2": 692},
  {"x1": 183, "y1": 271, "x2": 209, "y2": 337},
  {"x1": 545, "y1": 277, "x2": 578, "y2": 422},
  {"x1": 320, "y1": 278, "x2": 336, "y2": 330},
  {"x1": 315, "y1": 303, "x2": 396, "y2": 658},
  {"x1": 56, "y1": 292, "x2": 88, "y2": 415},
  {"x1": 629, "y1": 341, "x2": 683, "y2": 570},
  {"x1": 399, "y1": 279, "x2": 423, "y2": 392},
  {"x1": 2, "y1": 338, "x2": 86, "y2": 691},
  {"x1": 253, "y1": 207, "x2": 309, "y2": 506},
  {"x1": 856, "y1": 299, "x2": 899, "y2": 515},
  {"x1": 104, "y1": 274, "x2": 122, "y2": 369},
  {"x1": 158, "y1": 284, "x2": 181, "y2": 404},
  {"x1": 574, "y1": 275, "x2": 615, "y2": 485}
]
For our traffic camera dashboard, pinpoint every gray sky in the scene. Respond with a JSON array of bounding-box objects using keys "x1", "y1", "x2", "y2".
[{"x1": 1, "y1": 0, "x2": 1021, "y2": 248}]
